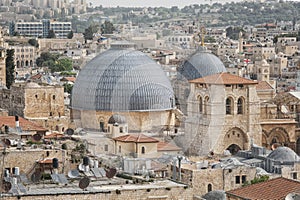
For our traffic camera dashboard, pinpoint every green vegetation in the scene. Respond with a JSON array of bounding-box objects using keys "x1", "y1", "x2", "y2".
[
  {"x1": 5, "y1": 49, "x2": 15, "y2": 89},
  {"x1": 63, "y1": 83, "x2": 73, "y2": 94},
  {"x1": 28, "y1": 38, "x2": 39, "y2": 48},
  {"x1": 47, "y1": 30, "x2": 56, "y2": 38},
  {"x1": 83, "y1": 24, "x2": 99, "y2": 41},
  {"x1": 67, "y1": 30, "x2": 74, "y2": 39},
  {"x1": 36, "y1": 52, "x2": 73, "y2": 72},
  {"x1": 101, "y1": 21, "x2": 115, "y2": 34},
  {"x1": 242, "y1": 175, "x2": 269, "y2": 187}
]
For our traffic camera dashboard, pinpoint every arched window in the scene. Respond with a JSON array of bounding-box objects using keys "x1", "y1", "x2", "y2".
[
  {"x1": 207, "y1": 184, "x2": 212, "y2": 192},
  {"x1": 198, "y1": 96, "x2": 203, "y2": 113},
  {"x1": 237, "y1": 97, "x2": 244, "y2": 114},
  {"x1": 204, "y1": 96, "x2": 209, "y2": 114},
  {"x1": 226, "y1": 97, "x2": 233, "y2": 115},
  {"x1": 141, "y1": 146, "x2": 145, "y2": 154}
]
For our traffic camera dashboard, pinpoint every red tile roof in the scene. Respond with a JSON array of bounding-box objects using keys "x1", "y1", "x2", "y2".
[
  {"x1": 0, "y1": 116, "x2": 47, "y2": 132},
  {"x1": 113, "y1": 134, "x2": 159, "y2": 143},
  {"x1": 226, "y1": 177, "x2": 300, "y2": 200},
  {"x1": 189, "y1": 73, "x2": 257, "y2": 85},
  {"x1": 61, "y1": 77, "x2": 76, "y2": 82},
  {"x1": 157, "y1": 141, "x2": 182, "y2": 151},
  {"x1": 256, "y1": 81, "x2": 274, "y2": 90}
]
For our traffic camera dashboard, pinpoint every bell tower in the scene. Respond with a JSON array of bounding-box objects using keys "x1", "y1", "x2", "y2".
[{"x1": 0, "y1": 28, "x2": 6, "y2": 87}]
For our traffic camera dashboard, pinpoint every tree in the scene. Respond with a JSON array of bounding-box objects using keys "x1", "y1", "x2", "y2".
[
  {"x1": 28, "y1": 38, "x2": 39, "y2": 48},
  {"x1": 6, "y1": 49, "x2": 15, "y2": 89},
  {"x1": 63, "y1": 83, "x2": 73, "y2": 94},
  {"x1": 50, "y1": 58, "x2": 73, "y2": 73},
  {"x1": 47, "y1": 30, "x2": 56, "y2": 38},
  {"x1": 101, "y1": 21, "x2": 115, "y2": 34},
  {"x1": 67, "y1": 30, "x2": 73, "y2": 39},
  {"x1": 83, "y1": 24, "x2": 99, "y2": 41}
]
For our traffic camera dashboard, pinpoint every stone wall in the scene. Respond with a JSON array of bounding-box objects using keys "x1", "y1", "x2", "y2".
[
  {"x1": 72, "y1": 110, "x2": 175, "y2": 133},
  {"x1": 190, "y1": 166, "x2": 257, "y2": 197},
  {"x1": 0, "y1": 148, "x2": 65, "y2": 176},
  {"x1": 2, "y1": 183, "x2": 193, "y2": 200}
]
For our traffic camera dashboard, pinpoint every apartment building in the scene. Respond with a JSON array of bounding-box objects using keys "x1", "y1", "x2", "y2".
[{"x1": 10, "y1": 19, "x2": 72, "y2": 38}]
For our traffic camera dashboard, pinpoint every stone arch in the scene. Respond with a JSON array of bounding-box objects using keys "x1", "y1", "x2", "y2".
[
  {"x1": 262, "y1": 131, "x2": 268, "y2": 148},
  {"x1": 204, "y1": 96, "x2": 210, "y2": 115},
  {"x1": 98, "y1": 116, "x2": 105, "y2": 132},
  {"x1": 268, "y1": 127, "x2": 290, "y2": 147},
  {"x1": 237, "y1": 96, "x2": 245, "y2": 114},
  {"x1": 227, "y1": 144, "x2": 241, "y2": 155},
  {"x1": 225, "y1": 96, "x2": 234, "y2": 115},
  {"x1": 197, "y1": 95, "x2": 203, "y2": 113},
  {"x1": 224, "y1": 127, "x2": 248, "y2": 154}
]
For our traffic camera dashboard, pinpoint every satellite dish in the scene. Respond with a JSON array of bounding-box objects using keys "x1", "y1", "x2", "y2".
[
  {"x1": 2, "y1": 139, "x2": 11, "y2": 147},
  {"x1": 31, "y1": 171, "x2": 41, "y2": 183},
  {"x1": 65, "y1": 128, "x2": 74, "y2": 136},
  {"x1": 33, "y1": 133, "x2": 42, "y2": 141},
  {"x1": 78, "y1": 163, "x2": 84, "y2": 172},
  {"x1": 2, "y1": 181, "x2": 12, "y2": 193},
  {"x1": 68, "y1": 169, "x2": 80, "y2": 179},
  {"x1": 106, "y1": 168, "x2": 117, "y2": 179},
  {"x1": 79, "y1": 177, "x2": 90, "y2": 190}
]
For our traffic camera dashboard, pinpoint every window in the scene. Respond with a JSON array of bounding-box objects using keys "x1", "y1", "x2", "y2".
[
  {"x1": 53, "y1": 95, "x2": 55, "y2": 100},
  {"x1": 104, "y1": 144, "x2": 108, "y2": 151},
  {"x1": 204, "y1": 96, "x2": 209, "y2": 114},
  {"x1": 235, "y1": 176, "x2": 240, "y2": 184},
  {"x1": 292, "y1": 172, "x2": 297, "y2": 179},
  {"x1": 141, "y1": 146, "x2": 145, "y2": 154},
  {"x1": 120, "y1": 127, "x2": 123, "y2": 133},
  {"x1": 118, "y1": 145, "x2": 121, "y2": 153},
  {"x1": 242, "y1": 175, "x2": 246, "y2": 183},
  {"x1": 207, "y1": 184, "x2": 212, "y2": 192},
  {"x1": 198, "y1": 96, "x2": 203, "y2": 113},
  {"x1": 226, "y1": 98, "x2": 233, "y2": 115},
  {"x1": 237, "y1": 98, "x2": 244, "y2": 114}
]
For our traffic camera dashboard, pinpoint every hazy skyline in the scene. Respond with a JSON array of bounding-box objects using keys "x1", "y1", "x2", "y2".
[
  {"x1": 87, "y1": 0, "x2": 300, "y2": 8},
  {"x1": 87, "y1": 0, "x2": 244, "y2": 8}
]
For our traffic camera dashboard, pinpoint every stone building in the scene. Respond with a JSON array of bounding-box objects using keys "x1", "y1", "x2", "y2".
[
  {"x1": 174, "y1": 46, "x2": 227, "y2": 115},
  {"x1": 184, "y1": 72, "x2": 261, "y2": 155},
  {"x1": 0, "y1": 81, "x2": 69, "y2": 132},
  {"x1": 71, "y1": 42, "x2": 176, "y2": 133}
]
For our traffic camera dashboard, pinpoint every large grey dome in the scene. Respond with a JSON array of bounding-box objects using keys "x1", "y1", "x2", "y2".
[
  {"x1": 178, "y1": 46, "x2": 227, "y2": 81},
  {"x1": 267, "y1": 147, "x2": 300, "y2": 162},
  {"x1": 72, "y1": 42, "x2": 175, "y2": 111}
]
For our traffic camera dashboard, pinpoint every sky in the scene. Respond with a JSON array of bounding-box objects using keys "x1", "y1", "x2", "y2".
[{"x1": 87, "y1": 0, "x2": 300, "y2": 8}]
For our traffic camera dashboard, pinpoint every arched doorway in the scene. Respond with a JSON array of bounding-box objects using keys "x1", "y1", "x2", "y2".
[
  {"x1": 296, "y1": 138, "x2": 300, "y2": 155},
  {"x1": 223, "y1": 127, "x2": 248, "y2": 154},
  {"x1": 226, "y1": 144, "x2": 241, "y2": 155},
  {"x1": 268, "y1": 127, "x2": 289, "y2": 147}
]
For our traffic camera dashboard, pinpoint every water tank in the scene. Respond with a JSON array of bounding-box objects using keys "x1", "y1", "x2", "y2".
[
  {"x1": 52, "y1": 158, "x2": 59, "y2": 169},
  {"x1": 83, "y1": 156, "x2": 89, "y2": 166},
  {"x1": 14, "y1": 167, "x2": 19, "y2": 176},
  {"x1": 94, "y1": 160, "x2": 99, "y2": 168}
]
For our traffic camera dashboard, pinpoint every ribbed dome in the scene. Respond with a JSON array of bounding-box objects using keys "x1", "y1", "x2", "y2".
[
  {"x1": 178, "y1": 46, "x2": 227, "y2": 81},
  {"x1": 72, "y1": 42, "x2": 174, "y2": 111},
  {"x1": 267, "y1": 147, "x2": 300, "y2": 162}
]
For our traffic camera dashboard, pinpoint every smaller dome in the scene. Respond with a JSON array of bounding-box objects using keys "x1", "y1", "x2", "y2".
[
  {"x1": 267, "y1": 147, "x2": 300, "y2": 162},
  {"x1": 108, "y1": 114, "x2": 127, "y2": 124},
  {"x1": 202, "y1": 190, "x2": 226, "y2": 200}
]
